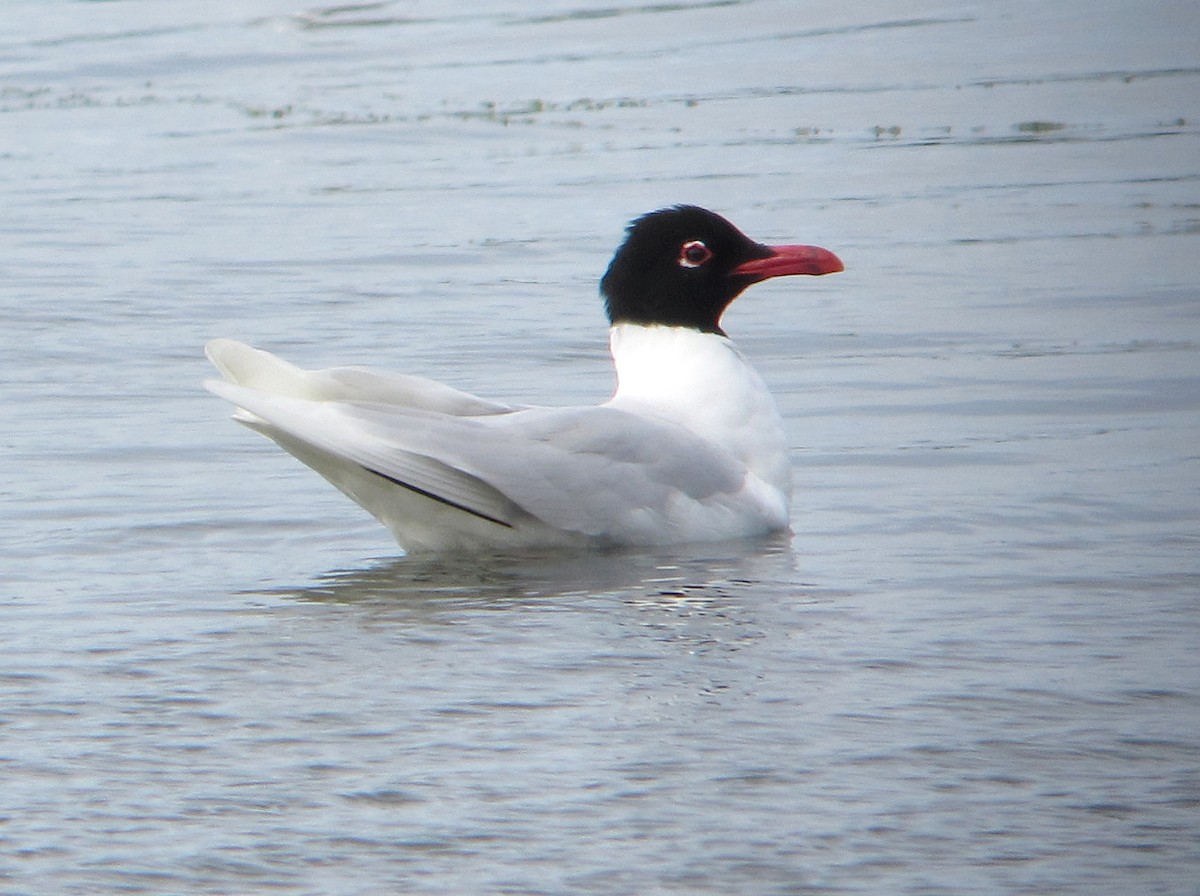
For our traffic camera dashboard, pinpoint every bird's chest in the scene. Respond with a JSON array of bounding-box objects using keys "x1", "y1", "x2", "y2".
[{"x1": 607, "y1": 326, "x2": 789, "y2": 487}]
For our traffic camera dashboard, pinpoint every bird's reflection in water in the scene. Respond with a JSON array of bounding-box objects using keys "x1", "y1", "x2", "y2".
[{"x1": 260, "y1": 532, "x2": 803, "y2": 616}]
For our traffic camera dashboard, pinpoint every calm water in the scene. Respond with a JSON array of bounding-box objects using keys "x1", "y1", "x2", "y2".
[{"x1": 3, "y1": 1, "x2": 1199, "y2": 893}]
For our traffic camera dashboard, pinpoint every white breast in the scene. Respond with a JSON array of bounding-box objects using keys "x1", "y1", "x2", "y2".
[{"x1": 604, "y1": 323, "x2": 791, "y2": 502}]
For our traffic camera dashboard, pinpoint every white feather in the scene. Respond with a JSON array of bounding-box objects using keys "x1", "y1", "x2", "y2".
[{"x1": 205, "y1": 326, "x2": 790, "y2": 552}]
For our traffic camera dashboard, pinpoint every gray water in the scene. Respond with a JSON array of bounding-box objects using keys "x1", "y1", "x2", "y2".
[{"x1": 3, "y1": 1, "x2": 1199, "y2": 893}]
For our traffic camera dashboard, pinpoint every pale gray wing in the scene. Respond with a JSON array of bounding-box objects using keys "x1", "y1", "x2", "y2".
[
  {"x1": 315, "y1": 367, "x2": 517, "y2": 416},
  {"x1": 206, "y1": 339, "x2": 515, "y2": 416},
  {"x1": 471, "y1": 406, "x2": 747, "y2": 533},
  {"x1": 206, "y1": 381, "x2": 747, "y2": 538},
  {"x1": 206, "y1": 380, "x2": 527, "y2": 527}
]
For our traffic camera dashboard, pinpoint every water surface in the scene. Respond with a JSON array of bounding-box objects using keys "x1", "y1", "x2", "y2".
[{"x1": 2, "y1": 1, "x2": 1198, "y2": 893}]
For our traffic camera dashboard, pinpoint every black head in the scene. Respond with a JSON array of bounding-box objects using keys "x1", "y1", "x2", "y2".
[{"x1": 599, "y1": 205, "x2": 843, "y2": 336}]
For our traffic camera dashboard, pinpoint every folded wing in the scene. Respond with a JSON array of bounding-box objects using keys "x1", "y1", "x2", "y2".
[
  {"x1": 205, "y1": 338, "x2": 516, "y2": 416},
  {"x1": 205, "y1": 354, "x2": 769, "y2": 544}
]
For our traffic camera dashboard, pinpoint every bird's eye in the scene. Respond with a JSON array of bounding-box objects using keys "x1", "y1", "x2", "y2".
[{"x1": 678, "y1": 240, "x2": 713, "y2": 268}]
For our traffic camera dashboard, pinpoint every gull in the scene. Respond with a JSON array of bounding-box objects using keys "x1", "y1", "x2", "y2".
[{"x1": 205, "y1": 206, "x2": 843, "y2": 552}]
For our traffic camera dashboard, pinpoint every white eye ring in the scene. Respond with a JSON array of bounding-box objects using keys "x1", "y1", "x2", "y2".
[{"x1": 678, "y1": 240, "x2": 713, "y2": 268}]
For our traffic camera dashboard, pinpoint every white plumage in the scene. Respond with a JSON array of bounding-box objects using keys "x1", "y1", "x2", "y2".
[{"x1": 205, "y1": 206, "x2": 842, "y2": 552}]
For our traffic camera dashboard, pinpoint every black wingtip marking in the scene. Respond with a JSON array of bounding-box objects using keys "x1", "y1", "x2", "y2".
[{"x1": 361, "y1": 465, "x2": 515, "y2": 528}]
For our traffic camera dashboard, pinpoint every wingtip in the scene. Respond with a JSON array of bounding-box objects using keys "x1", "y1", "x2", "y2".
[
  {"x1": 204, "y1": 378, "x2": 268, "y2": 428},
  {"x1": 203, "y1": 376, "x2": 235, "y2": 397},
  {"x1": 204, "y1": 337, "x2": 241, "y2": 357},
  {"x1": 203, "y1": 339, "x2": 310, "y2": 394},
  {"x1": 204, "y1": 338, "x2": 253, "y2": 381}
]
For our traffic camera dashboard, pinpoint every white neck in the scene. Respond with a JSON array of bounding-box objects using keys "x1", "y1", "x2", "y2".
[{"x1": 605, "y1": 323, "x2": 791, "y2": 499}]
